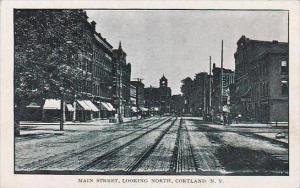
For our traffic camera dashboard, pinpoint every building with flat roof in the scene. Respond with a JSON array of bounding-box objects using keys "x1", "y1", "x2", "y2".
[{"x1": 234, "y1": 35, "x2": 288, "y2": 123}]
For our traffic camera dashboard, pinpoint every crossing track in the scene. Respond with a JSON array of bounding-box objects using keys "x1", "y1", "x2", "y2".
[{"x1": 29, "y1": 117, "x2": 170, "y2": 171}]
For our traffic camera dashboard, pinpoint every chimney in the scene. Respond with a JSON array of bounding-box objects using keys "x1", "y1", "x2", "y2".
[
  {"x1": 91, "y1": 21, "x2": 96, "y2": 30},
  {"x1": 213, "y1": 63, "x2": 216, "y2": 69}
]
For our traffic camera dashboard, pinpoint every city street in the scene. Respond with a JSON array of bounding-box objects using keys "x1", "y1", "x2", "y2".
[{"x1": 15, "y1": 116, "x2": 288, "y2": 175}]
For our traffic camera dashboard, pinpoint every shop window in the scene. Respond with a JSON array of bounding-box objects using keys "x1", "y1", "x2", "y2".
[{"x1": 281, "y1": 80, "x2": 288, "y2": 96}]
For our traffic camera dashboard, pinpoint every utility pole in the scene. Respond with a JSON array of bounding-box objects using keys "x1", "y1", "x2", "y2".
[
  {"x1": 203, "y1": 74, "x2": 206, "y2": 117},
  {"x1": 209, "y1": 56, "x2": 212, "y2": 117},
  {"x1": 118, "y1": 63, "x2": 123, "y2": 124},
  {"x1": 220, "y1": 40, "x2": 224, "y2": 123}
]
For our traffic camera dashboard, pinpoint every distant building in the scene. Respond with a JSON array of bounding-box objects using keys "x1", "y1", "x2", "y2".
[
  {"x1": 130, "y1": 80, "x2": 145, "y2": 108},
  {"x1": 144, "y1": 86, "x2": 161, "y2": 114},
  {"x1": 211, "y1": 64, "x2": 235, "y2": 116},
  {"x1": 144, "y1": 75, "x2": 172, "y2": 115},
  {"x1": 234, "y1": 35, "x2": 288, "y2": 123},
  {"x1": 159, "y1": 75, "x2": 172, "y2": 114}
]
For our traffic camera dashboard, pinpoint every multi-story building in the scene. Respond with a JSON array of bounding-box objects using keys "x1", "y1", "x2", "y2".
[
  {"x1": 129, "y1": 84, "x2": 137, "y2": 114},
  {"x1": 77, "y1": 12, "x2": 116, "y2": 121},
  {"x1": 144, "y1": 86, "x2": 161, "y2": 114},
  {"x1": 112, "y1": 42, "x2": 131, "y2": 118},
  {"x1": 130, "y1": 80, "x2": 145, "y2": 108},
  {"x1": 234, "y1": 35, "x2": 288, "y2": 123},
  {"x1": 211, "y1": 64, "x2": 235, "y2": 117},
  {"x1": 159, "y1": 75, "x2": 172, "y2": 114},
  {"x1": 144, "y1": 75, "x2": 172, "y2": 115},
  {"x1": 15, "y1": 10, "x2": 124, "y2": 122}
]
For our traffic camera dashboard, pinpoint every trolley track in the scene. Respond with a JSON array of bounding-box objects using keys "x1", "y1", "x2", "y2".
[
  {"x1": 169, "y1": 118, "x2": 199, "y2": 173},
  {"x1": 125, "y1": 117, "x2": 178, "y2": 172},
  {"x1": 29, "y1": 117, "x2": 169, "y2": 170},
  {"x1": 75, "y1": 118, "x2": 176, "y2": 172}
]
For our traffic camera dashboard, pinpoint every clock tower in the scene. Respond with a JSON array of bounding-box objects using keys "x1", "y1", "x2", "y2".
[{"x1": 159, "y1": 74, "x2": 168, "y2": 88}]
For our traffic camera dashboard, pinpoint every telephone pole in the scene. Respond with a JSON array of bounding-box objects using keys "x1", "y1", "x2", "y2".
[
  {"x1": 209, "y1": 56, "x2": 212, "y2": 117},
  {"x1": 220, "y1": 40, "x2": 224, "y2": 123}
]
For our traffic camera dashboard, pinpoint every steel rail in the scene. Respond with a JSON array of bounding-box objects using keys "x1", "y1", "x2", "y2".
[
  {"x1": 75, "y1": 117, "x2": 173, "y2": 171},
  {"x1": 33, "y1": 117, "x2": 167, "y2": 170}
]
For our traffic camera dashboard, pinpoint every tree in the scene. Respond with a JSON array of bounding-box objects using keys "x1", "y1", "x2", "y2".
[
  {"x1": 14, "y1": 10, "x2": 87, "y2": 135},
  {"x1": 180, "y1": 77, "x2": 193, "y2": 113}
]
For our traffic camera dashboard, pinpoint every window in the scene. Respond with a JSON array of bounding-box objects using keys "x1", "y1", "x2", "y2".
[
  {"x1": 281, "y1": 80, "x2": 288, "y2": 96},
  {"x1": 281, "y1": 61, "x2": 288, "y2": 74}
]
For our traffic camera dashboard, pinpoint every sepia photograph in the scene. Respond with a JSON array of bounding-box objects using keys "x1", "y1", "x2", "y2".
[{"x1": 12, "y1": 8, "x2": 291, "y2": 176}]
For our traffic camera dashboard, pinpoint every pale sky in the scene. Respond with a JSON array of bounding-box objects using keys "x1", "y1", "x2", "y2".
[{"x1": 86, "y1": 10, "x2": 288, "y2": 94}]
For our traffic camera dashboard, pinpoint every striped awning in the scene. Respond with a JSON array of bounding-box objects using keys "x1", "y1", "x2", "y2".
[
  {"x1": 100, "y1": 102, "x2": 115, "y2": 111},
  {"x1": 84, "y1": 100, "x2": 99, "y2": 112},
  {"x1": 66, "y1": 104, "x2": 75, "y2": 112},
  {"x1": 77, "y1": 100, "x2": 92, "y2": 111},
  {"x1": 106, "y1": 102, "x2": 116, "y2": 111}
]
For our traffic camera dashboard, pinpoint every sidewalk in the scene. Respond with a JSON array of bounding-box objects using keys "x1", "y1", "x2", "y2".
[
  {"x1": 19, "y1": 117, "x2": 141, "y2": 136},
  {"x1": 204, "y1": 122, "x2": 288, "y2": 145},
  {"x1": 20, "y1": 116, "x2": 139, "y2": 126}
]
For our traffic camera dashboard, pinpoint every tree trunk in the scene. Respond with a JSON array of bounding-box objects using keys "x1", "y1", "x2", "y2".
[
  {"x1": 60, "y1": 98, "x2": 64, "y2": 131},
  {"x1": 14, "y1": 101, "x2": 21, "y2": 136}
]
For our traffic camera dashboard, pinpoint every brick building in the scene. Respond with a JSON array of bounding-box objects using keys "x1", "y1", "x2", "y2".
[
  {"x1": 234, "y1": 35, "x2": 288, "y2": 123},
  {"x1": 77, "y1": 12, "x2": 116, "y2": 121},
  {"x1": 144, "y1": 75, "x2": 172, "y2": 115},
  {"x1": 112, "y1": 42, "x2": 131, "y2": 118},
  {"x1": 15, "y1": 10, "x2": 129, "y2": 122}
]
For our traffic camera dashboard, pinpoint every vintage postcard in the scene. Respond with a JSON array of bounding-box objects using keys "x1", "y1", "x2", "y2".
[{"x1": 1, "y1": 0, "x2": 299, "y2": 188}]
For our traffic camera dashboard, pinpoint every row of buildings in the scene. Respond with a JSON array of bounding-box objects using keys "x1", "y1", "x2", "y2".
[
  {"x1": 15, "y1": 10, "x2": 134, "y2": 122},
  {"x1": 15, "y1": 9, "x2": 175, "y2": 123},
  {"x1": 179, "y1": 35, "x2": 288, "y2": 123}
]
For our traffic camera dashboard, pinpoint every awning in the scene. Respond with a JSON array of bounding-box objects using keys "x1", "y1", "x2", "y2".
[
  {"x1": 43, "y1": 99, "x2": 60, "y2": 110},
  {"x1": 77, "y1": 100, "x2": 92, "y2": 111},
  {"x1": 84, "y1": 100, "x2": 99, "y2": 112},
  {"x1": 26, "y1": 102, "x2": 41, "y2": 108},
  {"x1": 101, "y1": 102, "x2": 112, "y2": 111},
  {"x1": 131, "y1": 107, "x2": 137, "y2": 112},
  {"x1": 66, "y1": 104, "x2": 75, "y2": 112},
  {"x1": 106, "y1": 102, "x2": 116, "y2": 111}
]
